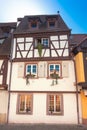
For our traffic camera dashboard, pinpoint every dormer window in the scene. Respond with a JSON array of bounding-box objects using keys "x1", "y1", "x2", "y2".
[
  {"x1": 49, "y1": 21, "x2": 55, "y2": 28},
  {"x1": 31, "y1": 22, "x2": 37, "y2": 28},
  {"x1": 29, "y1": 17, "x2": 39, "y2": 29},
  {"x1": 46, "y1": 16, "x2": 57, "y2": 28}
]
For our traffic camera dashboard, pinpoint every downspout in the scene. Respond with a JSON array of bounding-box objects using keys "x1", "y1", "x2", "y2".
[
  {"x1": 7, "y1": 33, "x2": 14, "y2": 123},
  {"x1": 72, "y1": 55, "x2": 80, "y2": 124}
]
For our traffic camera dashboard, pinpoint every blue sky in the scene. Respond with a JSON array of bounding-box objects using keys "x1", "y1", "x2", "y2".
[{"x1": 0, "y1": 0, "x2": 87, "y2": 34}]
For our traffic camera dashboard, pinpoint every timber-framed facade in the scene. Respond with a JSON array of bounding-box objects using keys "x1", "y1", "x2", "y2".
[{"x1": 0, "y1": 14, "x2": 87, "y2": 124}]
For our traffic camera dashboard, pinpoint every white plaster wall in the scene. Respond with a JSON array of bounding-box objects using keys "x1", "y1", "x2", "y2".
[
  {"x1": 10, "y1": 61, "x2": 76, "y2": 92},
  {"x1": 9, "y1": 93, "x2": 78, "y2": 124},
  {"x1": 7, "y1": 62, "x2": 11, "y2": 87},
  {"x1": 78, "y1": 94, "x2": 82, "y2": 124},
  {"x1": 12, "y1": 38, "x2": 16, "y2": 59},
  {"x1": 0, "y1": 91, "x2": 8, "y2": 113}
]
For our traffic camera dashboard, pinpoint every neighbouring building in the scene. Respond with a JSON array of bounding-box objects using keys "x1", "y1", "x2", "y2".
[
  {"x1": 72, "y1": 35, "x2": 87, "y2": 124},
  {"x1": 0, "y1": 22, "x2": 16, "y2": 123},
  {"x1": 0, "y1": 13, "x2": 87, "y2": 124}
]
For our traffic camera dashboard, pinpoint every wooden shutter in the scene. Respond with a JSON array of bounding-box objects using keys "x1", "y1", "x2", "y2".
[
  {"x1": 62, "y1": 61, "x2": 69, "y2": 77},
  {"x1": 38, "y1": 61, "x2": 47, "y2": 78},
  {"x1": 18, "y1": 62, "x2": 24, "y2": 78}
]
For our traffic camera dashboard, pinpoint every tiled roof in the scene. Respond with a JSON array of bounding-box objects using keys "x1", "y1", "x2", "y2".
[
  {"x1": 14, "y1": 14, "x2": 71, "y2": 34},
  {"x1": 0, "y1": 22, "x2": 16, "y2": 57},
  {"x1": 69, "y1": 34, "x2": 87, "y2": 46},
  {"x1": 0, "y1": 22, "x2": 16, "y2": 28},
  {"x1": 0, "y1": 37, "x2": 11, "y2": 56}
]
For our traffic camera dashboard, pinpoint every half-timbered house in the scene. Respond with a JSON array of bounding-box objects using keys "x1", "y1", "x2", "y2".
[
  {"x1": 7, "y1": 14, "x2": 81, "y2": 124},
  {"x1": 0, "y1": 22, "x2": 16, "y2": 123},
  {"x1": 72, "y1": 34, "x2": 87, "y2": 124}
]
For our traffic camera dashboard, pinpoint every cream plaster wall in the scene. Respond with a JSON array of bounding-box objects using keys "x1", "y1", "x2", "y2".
[
  {"x1": 9, "y1": 93, "x2": 79, "y2": 124},
  {"x1": 10, "y1": 61, "x2": 76, "y2": 92}
]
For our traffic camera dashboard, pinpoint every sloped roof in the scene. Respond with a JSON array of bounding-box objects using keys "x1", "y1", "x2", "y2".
[
  {"x1": 71, "y1": 34, "x2": 87, "y2": 55},
  {"x1": 0, "y1": 22, "x2": 16, "y2": 57},
  {"x1": 0, "y1": 22, "x2": 16, "y2": 28},
  {"x1": 0, "y1": 22, "x2": 16, "y2": 38},
  {"x1": 0, "y1": 37, "x2": 11, "y2": 56},
  {"x1": 69, "y1": 34, "x2": 87, "y2": 46},
  {"x1": 14, "y1": 14, "x2": 71, "y2": 34}
]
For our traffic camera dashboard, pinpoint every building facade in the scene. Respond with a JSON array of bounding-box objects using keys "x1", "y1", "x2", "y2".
[
  {"x1": 0, "y1": 14, "x2": 87, "y2": 124},
  {"x1": 72, "y1": 36, "x2": 87, "y2": 124},
  {"x1": 0, "y1": 23, "x2": 16, "y2": 123}
]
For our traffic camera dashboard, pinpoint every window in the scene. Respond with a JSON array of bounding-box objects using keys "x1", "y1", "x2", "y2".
[
  {"x1": 42, "y1": 38, "x2": 49, "y2": 47},
  {"x1": 26, "y1": 64, "x2": 37, "y2": 77},
  {"x1": 35, "y1": 38, "x2": 49, "y2": 48},
  {"x1": 47, "y1": 94, "x2": 63, "y2": 115},
  {"x1": 49, "y1": 64, "x2": 60, "y2": 77},
  {"x1": 49, "y1": 21, "x2": 55, "y2": 27},
  {"x1": 31, "y1": 22, "x2": 37, "y2": 28},
  {"x1": 18, "y1": 94, "x2": 33, "y2": 114}
]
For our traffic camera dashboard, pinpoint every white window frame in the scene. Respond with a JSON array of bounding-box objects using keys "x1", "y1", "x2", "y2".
[
  {"x1": 26, "y1": 64, "x2": 37, "y2": 77},
  {"x1": 49, "y1": 64, "x2": 61, "y2": 77},
  {"x1": 35, "y1": 38, "x2": 49, "y2": 48},
  {"x1": 42, "y1": 38, "x2": 49, "y2": 47}
]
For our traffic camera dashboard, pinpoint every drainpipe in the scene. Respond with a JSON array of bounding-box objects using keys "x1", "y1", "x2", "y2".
[
  {"x1": 72, "y1": 55, "x2": 80, "y2": 124},
  {"x1": 7, "y1": 33, "x2": 14, "y2": 123}
]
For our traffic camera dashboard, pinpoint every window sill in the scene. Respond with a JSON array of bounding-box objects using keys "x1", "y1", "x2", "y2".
[
  {"x1": 17, "y1": 112, "x2": 32, "y2": 115},
  {"x1": 47, "y1": 112, "x2": 63, "y2": 116}
]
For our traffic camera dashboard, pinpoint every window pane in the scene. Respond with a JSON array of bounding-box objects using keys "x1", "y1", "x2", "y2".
[
  {"x1": 49, "y1": 95, "x2": 54, "y2": 112},
  {"x1": 19, "y1": 95, "x2": 25, "y2": 112},
  {"x1": 26, "y1": 95, "x2": 31, "y2": 112},
  {"x1": 55, "y1": 65, "x2": 59, "y2": 71},
  {"x1": 42, "y1": 39, "x2": 48, "y2": 47},
  {"x1": 27, "y1": 65, "x2": 31, "y2": 73},
  {"x1": 32, "y1": 65, "x2": 36, "y2": 73},
  {"x1": 50, "y1": 65, "x2": 54, "y2": 71},
  {"x1": 56, "y1": 95, "x2": 60, "y2": 112}
]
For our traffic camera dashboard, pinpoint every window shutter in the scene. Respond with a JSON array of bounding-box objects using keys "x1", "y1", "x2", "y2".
[
  {"x1": 62, "y1": 61, "x2": 69, "y2": 77},
  {"x1": 18, "y1": 63, "x2": 24, "y2": 78},
  {"x1": 38, "y1": 62, "x2": 47, "y2": 78}
]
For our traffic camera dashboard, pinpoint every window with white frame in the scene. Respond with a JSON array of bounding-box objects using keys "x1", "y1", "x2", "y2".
[
  {"x1": 26, "y1": 64, "x2": 37, "y2": 77},
  {"x1": 49, "y1": 64, "x2": 60, "y2": 77},
  {"x1": 35, "y1": 38, "x2": 49, "y2": 48},
  {"x1": 18, "y1": 94, "x2": 33, "y2": 114},
  {"x1": 47, "y1": 94, "x2": 63, "y2": 115},
  {"x1": 42, "y1": 38, "x2": 49, "y2": 47}
]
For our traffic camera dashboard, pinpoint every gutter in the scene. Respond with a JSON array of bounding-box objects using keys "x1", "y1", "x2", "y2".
[
  {"x1": 7, "y1": 34, "x2": 14, "y2": 123},
  {"x1": 72, "y1": 56, "x2": 80, "y2": 124}
]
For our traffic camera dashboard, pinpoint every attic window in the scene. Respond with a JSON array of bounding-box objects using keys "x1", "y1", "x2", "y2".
[
  {"x1": 31, "y1": 22, "x2": 37, "y2": 28},
  {"x1": 49, "y1": 21, "x2": 55, "y2": 27}
]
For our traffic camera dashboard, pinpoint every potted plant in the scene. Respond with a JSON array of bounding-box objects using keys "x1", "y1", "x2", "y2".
[
  {"x1": 50, "y1": 70, "x2": 59, "y2": 85},
  {"x1": 37, "y1": 42, "x2": 43, "y2": 57},
  {"x1": 25, "y1": 72, "x2": 35, "y2": 85}
]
